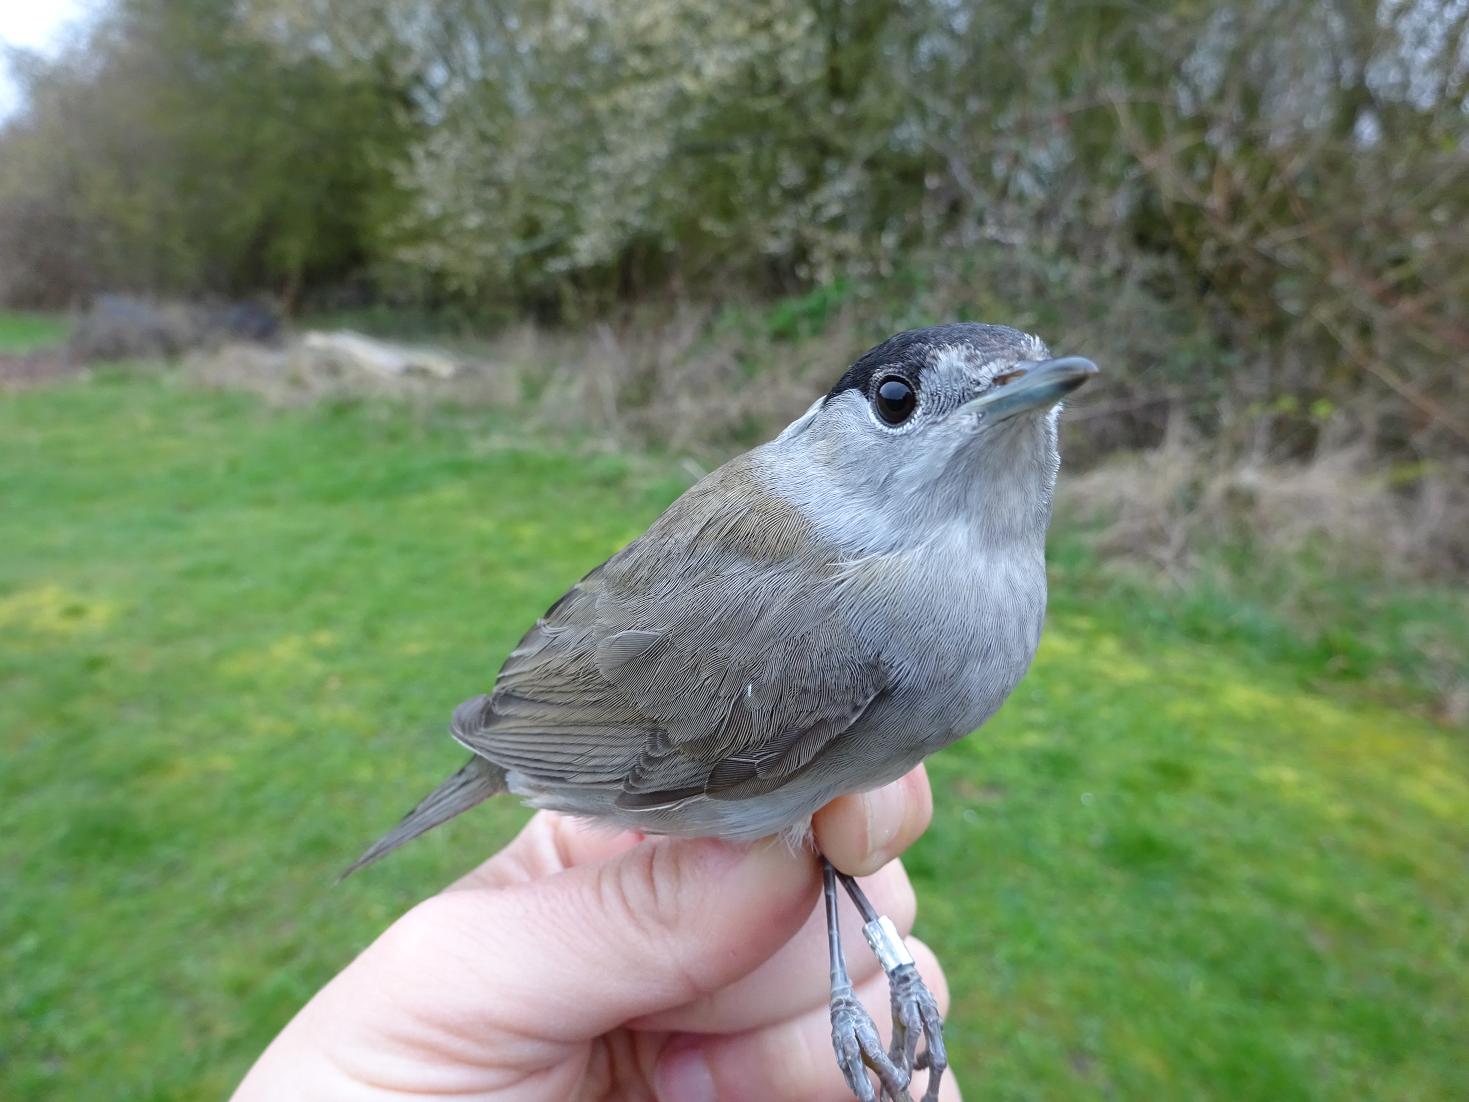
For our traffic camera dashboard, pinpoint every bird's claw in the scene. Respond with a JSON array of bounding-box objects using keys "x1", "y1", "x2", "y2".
[
  {"x1": 830, "y1": 983, "x2": 913, "y2": 1102},
  {"x1": 886, "y1": 962, "x2": 947, "y2": 1102}
]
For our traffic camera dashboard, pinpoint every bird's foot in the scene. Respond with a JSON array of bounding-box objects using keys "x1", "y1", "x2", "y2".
[
  {"x1": 855, "y1": 914, "x2": 945, "y2": 1101},
  {"x1": 830, "y1": 981, "x2": 913, "y2": 1102},
  {"x1": 886, "y1": 962, "x2": 946, "y2": 1102}
]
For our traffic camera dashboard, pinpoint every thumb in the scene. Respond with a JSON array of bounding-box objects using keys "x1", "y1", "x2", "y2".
[{"x1": 386, "y1": 835, "x2": 821, "y2": 1043}]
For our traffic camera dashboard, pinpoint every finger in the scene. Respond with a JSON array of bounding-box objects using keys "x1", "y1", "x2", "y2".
[
  {"x1": 447, "y1": 811, "x2": 643, "y2": 892},
  {"x1": 814, "y1": 765, "x2": 933, "y2": 876},
  {"x1": 630, "y1": 858, "x2": 917, "y2": 1032},
  {"x1": 653, "y1": 937, "x2": 952, "y2": 1102},
  {"x1": 373, "y1": 834, "x2": 820, "y2": 1043}
]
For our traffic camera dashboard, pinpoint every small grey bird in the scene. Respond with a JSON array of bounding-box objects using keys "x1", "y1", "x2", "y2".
[{"x1": 349, "y1": 322, "x2": 1096, "y2": 1102}]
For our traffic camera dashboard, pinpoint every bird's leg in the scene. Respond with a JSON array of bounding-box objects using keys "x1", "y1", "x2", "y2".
[
  {"x1": 823, "y1": 857, "x2": 913, "y2": 1102},
  {"x1": 837, "y1": 870, "x2": 948, "y2": 1102}
]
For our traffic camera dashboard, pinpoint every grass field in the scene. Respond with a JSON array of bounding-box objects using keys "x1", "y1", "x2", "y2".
[
  {"x1": 4, "y1": 372, "x2": 1468, "y2": 1100},
  {"x1": 0, "y1": 310, "x2": 69, "y2": 355}
]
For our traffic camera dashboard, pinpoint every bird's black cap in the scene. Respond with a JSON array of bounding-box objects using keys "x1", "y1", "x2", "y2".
[{"x1": 826, "y1": 323, "x2": 1039, "y2": 400}]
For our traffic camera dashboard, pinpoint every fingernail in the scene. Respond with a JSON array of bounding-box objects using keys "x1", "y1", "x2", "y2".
[
  {"x1": 863, "y1": 780, "x2": 907, "y2": 866},
  {"x1": 655, "y1": 1043, "x2": 716, "y2": 1102}
]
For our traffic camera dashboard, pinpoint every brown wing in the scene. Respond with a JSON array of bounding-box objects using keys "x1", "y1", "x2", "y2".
[{"x1": 452, "y1": 457, "x2": 887, "y2": 808}]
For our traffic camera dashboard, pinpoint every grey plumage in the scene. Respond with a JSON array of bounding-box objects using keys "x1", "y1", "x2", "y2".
[{"x1": 351, "y1": 322, "x2": 1092, "y2": 869}]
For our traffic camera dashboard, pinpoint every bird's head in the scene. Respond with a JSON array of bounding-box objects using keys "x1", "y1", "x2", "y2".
[{"x1": 772, "y1": 323, "x2": 1097, "y2": 551}]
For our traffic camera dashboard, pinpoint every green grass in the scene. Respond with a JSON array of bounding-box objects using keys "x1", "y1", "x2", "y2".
[
  {"x1": 0, "y1": 310, "x2": 68, "y2": 354},
  {"x1": 1045, "y1": 530, "x2": 1469, "y2": 726},
  {"x1": 3, "y1": 374, "x2": 1467, "y2": 1101}
]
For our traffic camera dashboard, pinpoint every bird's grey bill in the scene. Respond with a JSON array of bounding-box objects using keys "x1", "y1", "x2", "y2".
[{"x1": 959, "y1": 356, "x2": 1099, "y2": 422}]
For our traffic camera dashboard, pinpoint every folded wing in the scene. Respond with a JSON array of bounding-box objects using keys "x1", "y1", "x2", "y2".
[{"x1": 452, "y1": 457, "x2": 887, "y2": 809}]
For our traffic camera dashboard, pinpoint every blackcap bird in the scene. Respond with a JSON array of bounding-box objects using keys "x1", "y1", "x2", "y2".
[{"x1": 349, "y1": 322, "x2": 1097, "y2": 1101}]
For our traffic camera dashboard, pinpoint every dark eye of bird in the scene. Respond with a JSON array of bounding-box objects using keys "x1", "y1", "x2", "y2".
[{"x1": 874, "y1": 376, "x2": 917, "y2": 425}]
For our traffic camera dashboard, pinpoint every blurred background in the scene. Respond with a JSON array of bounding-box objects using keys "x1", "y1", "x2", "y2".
[{"x1": 2, "y1": 1, "x2": 1467, "y2": 1098}]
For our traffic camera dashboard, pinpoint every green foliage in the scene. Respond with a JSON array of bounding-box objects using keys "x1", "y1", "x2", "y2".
[
  {"x1": 0, "y1": 0, "x2": 412, "y2": 306},
  {"x1": 3, "y1": 374, "x2": 1466, "y2": 1100},
  {"x1": 0, "y1": 311, "x2": 68, "y2": 354},
  {"x1": 763, "y1": 279, "x2": 854, "y2": 342},
  {"x1": 3, "y1": 0, "x2": 1466, "y2": 458}
]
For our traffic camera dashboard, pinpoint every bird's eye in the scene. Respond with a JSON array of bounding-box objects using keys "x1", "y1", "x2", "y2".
[{"x1": 873, "y1": 376, "x2": 917, "y2": 425}]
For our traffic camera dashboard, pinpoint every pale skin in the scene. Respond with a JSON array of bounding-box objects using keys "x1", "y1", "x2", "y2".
[{"x1": 233, "y1": 765, "x2": 960, "y2": 1101}]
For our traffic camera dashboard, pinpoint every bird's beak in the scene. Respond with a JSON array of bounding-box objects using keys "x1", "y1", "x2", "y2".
[{"x1": 957, "y1": 356, "x2": 1099, "y2": 423}]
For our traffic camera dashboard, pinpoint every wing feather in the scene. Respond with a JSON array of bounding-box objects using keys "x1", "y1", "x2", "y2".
[{"x1": 453, "y1": 456, "x2": 887, "y2": 806}]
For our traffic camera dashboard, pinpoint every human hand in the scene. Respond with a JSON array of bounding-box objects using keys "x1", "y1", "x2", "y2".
[{"x1": 232, "y1": 765, "x2": 957, "y2": 1100}]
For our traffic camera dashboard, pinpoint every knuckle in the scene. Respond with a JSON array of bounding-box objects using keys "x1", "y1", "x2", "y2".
[
  {"x1": 591, "y1": 844, "x2": 653, "y2": 930},
  {"x1": 374, "y1": 892, "x2": 472, "y2": 978},
  {"x1": 644, "y1": 839, "x2": 692, "y2": 931},
  {"x1": 618, "y1": 839, "x2": 687, "y2": 932},
  {"x1": 590, "y1": 840, "x2": 712, "y2": 1001}
]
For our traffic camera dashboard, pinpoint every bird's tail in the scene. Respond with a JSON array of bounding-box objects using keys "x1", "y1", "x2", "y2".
[{"x1": 342, "y1": 755, "x2": 506, "y2": 878}]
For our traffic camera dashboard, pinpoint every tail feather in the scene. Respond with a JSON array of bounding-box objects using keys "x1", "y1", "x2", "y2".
[{"x1": 342, "y1": 755, "x2": 506, "y2": 878}]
